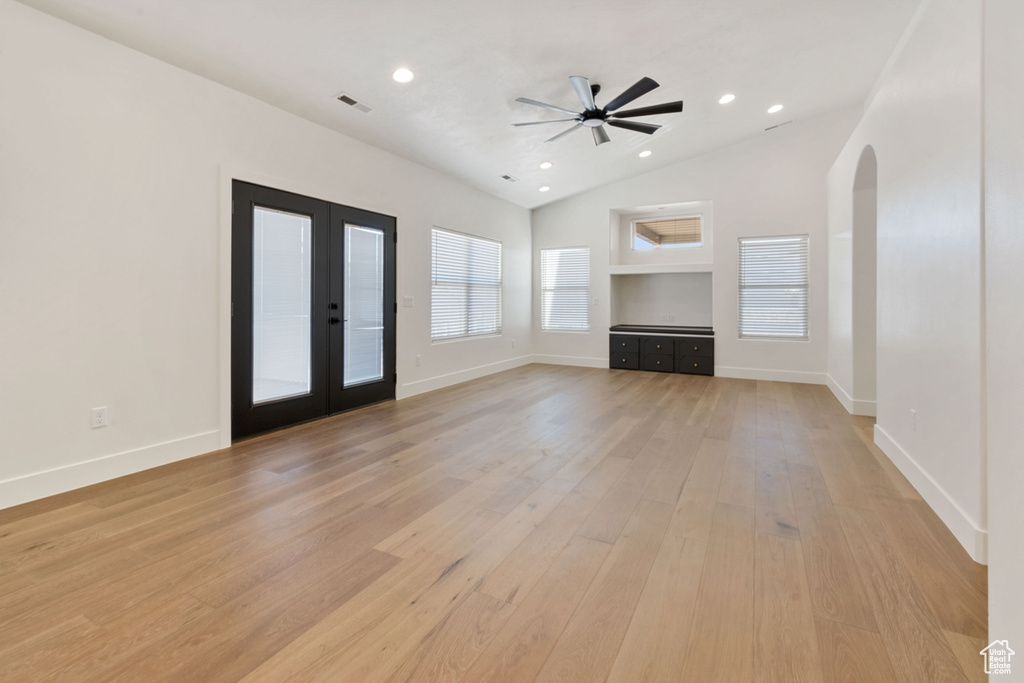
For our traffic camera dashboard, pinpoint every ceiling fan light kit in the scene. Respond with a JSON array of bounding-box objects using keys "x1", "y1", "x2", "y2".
[{"x1": 513, "y1": 75, "x2": 683, "y2": 146}]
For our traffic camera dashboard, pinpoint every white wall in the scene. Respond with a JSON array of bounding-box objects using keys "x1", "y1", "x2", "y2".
[
  {"x1": 826, "y1": 0, "x2": 985, "y2": 561},
  {"x1": 532, "y1": 109, "x2": 859, "y2": 380},
  {"x1": 984, "y1": 0, "x2": 1024, "y2": 651},
  {"x1": 0, "y1": 1, "x2": 531, "y2": 509},
  {"x1": 851, "y1": 148, "x2": 877, "y2": 405}
]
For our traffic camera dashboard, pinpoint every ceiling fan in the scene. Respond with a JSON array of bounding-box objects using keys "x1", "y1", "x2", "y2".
[{"x1": 513, "y1": 76, "x2": 683, "y2": 146}]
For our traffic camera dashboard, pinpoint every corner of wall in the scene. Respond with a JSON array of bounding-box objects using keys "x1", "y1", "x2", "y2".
[
  {"x1": 826, "y1": 374, "x2": 877, "y2": 416},
  {"x1": 874, "y1": 423, "x2": 987, "y2": 563}
]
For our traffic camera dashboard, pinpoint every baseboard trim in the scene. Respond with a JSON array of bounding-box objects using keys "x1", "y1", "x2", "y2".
[
  {"x1": 0, "y1": 430, "x2": 221, "y2": 512},
  {"x1": 714, "y1": 366, "x2": 827, "y2": 385},
  {"x1": 531, "y1": 355, "x2": 607, "y2": 369},
  {"x1": 826, "y1": 375, "x2": 877, "y2": 416},
  {"x1": 398, "y1": 355, "x2": 534, "y2": 399},
  {"x1": 874, "y1": 424, "x2": 987, "y2": 563}
]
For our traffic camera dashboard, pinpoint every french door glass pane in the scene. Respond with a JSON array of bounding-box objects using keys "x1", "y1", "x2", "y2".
[
  {"x1": 251, "y1": 207, "x2": 313, "y2": 404},
  {"x1": 344, "y1": 224, "x2": 384, "y2": 387}
]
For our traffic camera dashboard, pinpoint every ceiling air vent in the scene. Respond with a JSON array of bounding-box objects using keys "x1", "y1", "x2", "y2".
[
  {"x1": 336, "y1": 92, "x2": 372, "y2": 113},
  {"x1": 764, "y1": 120, "x2": 793, "y2": 132},
  {"x1": 500, "y1": 174, "x2": 519, "y2": 183}
]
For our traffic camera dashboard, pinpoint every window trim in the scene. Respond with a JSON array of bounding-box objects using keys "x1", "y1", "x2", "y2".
[
  {"x1": 737, "y1": 234, "x2": 809, "y2": 341},
  {"x1": 540, "y1": 246, "x2": 590, "y2": 333},
  {"x1": 430, "y1": 227, "x2": 503, "y2": 342}
]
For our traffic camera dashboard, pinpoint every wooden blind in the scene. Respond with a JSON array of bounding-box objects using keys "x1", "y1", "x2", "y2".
[
  {"x1": 431, "y1": 228, "x2": 502, "y2": 341},
  {"x1": 738, "y1": 235, "x2": 808, "y2": 340},
  {"x1": 634, "y1": 215, "x2": 702, "y2": 247},
  {"x1": 541, "y1": 247, "x2": 590, "y2": 331}
]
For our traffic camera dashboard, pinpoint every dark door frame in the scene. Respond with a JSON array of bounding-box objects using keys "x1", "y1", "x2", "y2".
[{"x1": 230, "y1": 180, "x2": 396, "y2": 440}]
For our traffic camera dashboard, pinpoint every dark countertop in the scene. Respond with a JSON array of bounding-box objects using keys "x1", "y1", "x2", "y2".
[{"x1": 610, "y1": 324, "x2": 714, "y2": 336}]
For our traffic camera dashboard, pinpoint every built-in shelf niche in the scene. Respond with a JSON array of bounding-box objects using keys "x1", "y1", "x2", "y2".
[
  {"x1": 609, "y1": 200, "x2": 714, "y2": 269},
  {"x1": 611, "y1": 272, "x2": 714, "y2": 328},
  {"x1": 609, "y1": 200, "x2": 715, "y2": 328}
]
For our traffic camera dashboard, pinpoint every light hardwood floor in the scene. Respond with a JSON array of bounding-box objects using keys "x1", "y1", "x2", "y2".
[{"x1": 0, "y1": 366, "x2": 987, "y2": 681}]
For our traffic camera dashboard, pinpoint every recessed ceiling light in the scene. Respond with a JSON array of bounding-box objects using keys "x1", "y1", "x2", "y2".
[
  {"x1": 767, "y1": 104, "x2": 784, "y2": 114},
  {"x1": 539, "y1": 186, "x2": 550, "y2": 192},
  {"x1": 392, "y1": 68, "x2": 414, "y2": 83},
  {"x1": 639, "y1": 150, "x2": 652, "y2": 158},
  {"x1": 539, "y1": 161, "x2": 553, "y2": 170},
  {"x1": 719, "y1": 94, "x2": 736, "y2": 104}
]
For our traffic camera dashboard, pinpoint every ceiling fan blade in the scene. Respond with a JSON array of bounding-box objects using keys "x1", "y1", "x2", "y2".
[
  {"x1": 604, "y1": 77, "x2": 660, "y2": 112},
  {"x1": 610, "y1": 101, "x2": 684, "y2": 119},
  {"x1": 515, "y1": 97, "x2": 580, "y2": 117},
  {"x1": 545, "y1": 123, "x2": 584, "y2": 142},
  {"x1": 592, "y1": 125, "x2": 611, "y2": 146},
  {"x1": 569, "y1": 75, "x2": 597, "y2": 111},
  {"x1": 512, "y1": 118, "x2": 579, "y2": 127},
  {"x1": 607, "y1": 119, "x2": 661, "y2": 135}
]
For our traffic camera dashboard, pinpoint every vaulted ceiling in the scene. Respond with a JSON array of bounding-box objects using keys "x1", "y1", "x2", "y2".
[{"x1": 19, "y1": 0, "x2": 921, "y2": 208}]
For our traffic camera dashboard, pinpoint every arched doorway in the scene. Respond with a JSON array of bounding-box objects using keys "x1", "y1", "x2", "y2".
[{"x1": 852, "y1": 146, "x2": 877, "y2": 412}]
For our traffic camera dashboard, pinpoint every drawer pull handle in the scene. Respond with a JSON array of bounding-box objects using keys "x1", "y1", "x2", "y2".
[
  {"x1": 621, "y1": 342, "x2": 626, "y2": 347},
  {"x1": 656, "y1": 344, "x2": 661, "y2": 349},
  {"x1": 622, "y1": 358, "x2": 627, "y2": 362},
  {"x1": 694, "y1": 363, "x2": 699, "y2": 368},
  {"x1": 694, "y1": 346, "x2": 698, "y2": 351},
  {"x1": 656, "y1": 361, "x2": 661, "y2": 366}
]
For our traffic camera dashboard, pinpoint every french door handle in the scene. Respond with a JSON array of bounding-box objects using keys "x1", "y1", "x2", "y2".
[{"x1": 329, "y1": 317, "x2": 341, "y2": 325}]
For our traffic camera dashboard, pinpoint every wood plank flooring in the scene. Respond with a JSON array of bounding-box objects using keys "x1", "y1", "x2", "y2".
[{"x1": 0, "y1": 365, "x2": 987, "y2": 681}]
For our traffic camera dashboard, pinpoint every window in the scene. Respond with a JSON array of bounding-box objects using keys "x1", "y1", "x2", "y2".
[
  {"x1": 431, "y1": 228, "x2": 502, "y2": 341},
  {"x1": 632, "y1": 215, "x2": 702, "y2": 250},
  {"x1": 738, "y1": 235, "x2": 808, "y2": 340},
  {"x1": 541, "y1": 247, "x2": 590, "y2": 331}
]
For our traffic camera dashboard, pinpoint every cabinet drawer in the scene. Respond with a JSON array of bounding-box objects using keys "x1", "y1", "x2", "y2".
[
  {"x1": 642, "y1": 337, "x2": 673, "y2": 355},
  {"x1": 610, "y1": 352, "x2": 639, "y2": 370},
  {"x1": 610, "y1": 335, "x2": 639, "y2": 354},
  {"x1": 676, "y1": 337, "x2": 714, "y2": 358},
  {"x1": 677, "y1": 355, "x2": 713, "y2": 376},
  {"x1": 643, "y1": 354, "x2": 674, "y2": 373}
]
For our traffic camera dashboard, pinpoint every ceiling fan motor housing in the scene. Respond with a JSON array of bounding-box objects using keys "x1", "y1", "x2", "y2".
[{"x1": 581, "y1": 109, "x2": 606, "y2": 127}]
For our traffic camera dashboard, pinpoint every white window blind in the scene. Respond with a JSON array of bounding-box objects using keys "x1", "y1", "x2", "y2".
[
  {"x1": 541, "y1": 247, "x2": 590, "y2": 331},
  {"x1": 738, "y1": 235, "x2": 808, "y2": 340},
  {"x1": 431, "y1": 228, "x2": 502, "y2": 341},
  {"x1": 251, "y1": 206, "x2": 312, "y2": 404},
  {"x1": 633, "y1": 215, "x2": 702, "y2": 250}
]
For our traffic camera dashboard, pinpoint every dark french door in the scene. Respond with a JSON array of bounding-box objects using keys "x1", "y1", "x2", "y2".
[{"x1": 231, "y1": 181, "x2": 396, "y2": 439}]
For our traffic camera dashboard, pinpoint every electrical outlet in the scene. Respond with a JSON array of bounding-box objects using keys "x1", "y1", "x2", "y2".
[
  {"x1": 403, "y1": 296, "x2": 414, "y2": 307},
  {"x1": 91, "y1": 407, "x2": 108, "y2": 429},
  {"x1": 415, "y1": 354, "x2": 421, "y2": 367},
  {"x1": 910, "y1": 409, "x2": 917, "y2": 431},
  {"x1": 661, "y1": 314, "x2": 677, "y2": 323}
]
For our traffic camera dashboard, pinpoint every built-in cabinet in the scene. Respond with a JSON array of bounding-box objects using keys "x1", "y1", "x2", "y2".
[{"x1": 609, "y1": 326, "x2": 714, "y2": 376}]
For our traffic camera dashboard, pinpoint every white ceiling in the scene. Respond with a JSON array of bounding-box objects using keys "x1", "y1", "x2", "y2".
[{"x1": 19, "y1": 0, "x2": 920, "y2": 209}]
